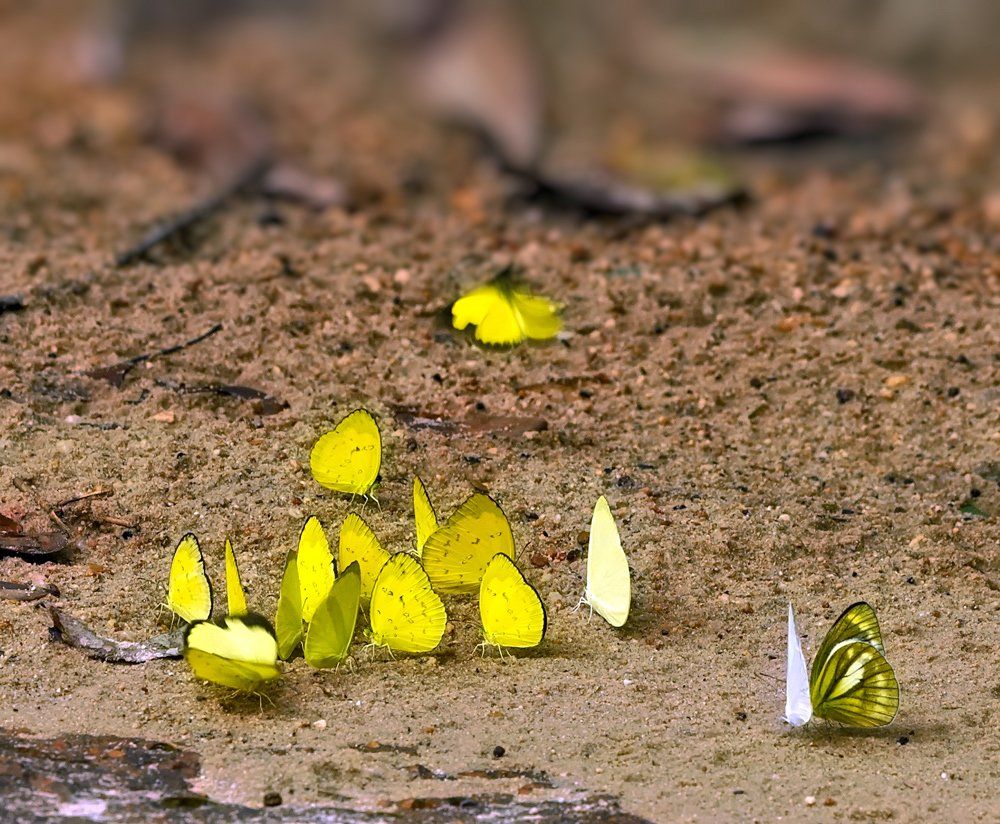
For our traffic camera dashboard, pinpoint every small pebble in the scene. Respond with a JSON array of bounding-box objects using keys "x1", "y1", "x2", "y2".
[
  {"x1": 805, "y1": 796, "x2": 816, "y2": 806},
  {"x1": 263, "y1": 791, "x2": 282, "y2": 807},
  {"x1": 312, "y1": 719, "x2": 327, "y2": 730},
  {"x1": 778, "y1": 513, "x2": 791, "y2": 523},
  {"x1": 492, "y1": 745, "x2": 505, "y2": 759}
]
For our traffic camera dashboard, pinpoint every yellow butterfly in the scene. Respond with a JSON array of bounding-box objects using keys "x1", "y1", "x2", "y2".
[
  {"x1": 786, "y1": 602, "x2": 899, "y2": 728},
  {"x1": 451, "y1": 270, "x2": 562, "y2": 346},
  {"x1": 167, "y1": 533, "x2": 212, "y2": 623},
  {"x1": 304, "y1": 561, "x2": 361, "y2": 669},
  {"x1": 296, "y1": 516, "x2": 336, "y2": 623},
  {"x1": 479, "y1": 553, "x2": 546, "y2": 654},
  {"x1": 369, "y1": 553, "x2": 447, "y2": 654},
  {"x1": 422, "y1": 493, "x2": 515, "y2": 594},
  {"x1": 183, "y1": 613, "x2": 281, "y2": 692},
  {"x1": 338, "y1": 513, "x2": 388, "y2": 606},
  {"x1": 310, "y1": 409, "x2": 381, "y2": 500},
  {"x1": 224, "y1": 538, "x2": 247, "y2": 615},
  {"x1": 413, "y1": 475, "x2": 438, "y2": 557},
  {"x1": 274, "y1": 549, "x2": 303, "y2": 660},
  {"x1": 582, "y1": 496, "x2": 630, "y2": 627}
]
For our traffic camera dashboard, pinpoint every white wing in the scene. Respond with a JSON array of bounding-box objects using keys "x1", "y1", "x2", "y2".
[
  {"x1": 784, "y1": 603, "x2": 813, "y2": 726},
  {"x1": 584, "y1": 496, "x2": 631, "y2": 627}
]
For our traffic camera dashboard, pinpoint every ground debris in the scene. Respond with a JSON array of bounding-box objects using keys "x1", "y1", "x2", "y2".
[
  {"x1": 0, "y1": 294, "x2": 25, "y2": 314},
  {"x1": 0, "y1": 580, "x2": 59, "y2": 602},
  {"x1": 0, "y1": 729, "x2": 647, "y2": 823},
  {"x1": 156, "y1": 380, "x2": 289, "y2": 416},
  {"x1": 49, "y1": 607, "x2": 184, "y2": 664},
  {"x1": 393, "y1": 405, "x2": 548, "y2": 435},
  {"x1": 84, "y1": 324, "x2": 223, "y2": 388},
  {"x1": 0, "y1": 531, "x2": 69, "y2": 559}
]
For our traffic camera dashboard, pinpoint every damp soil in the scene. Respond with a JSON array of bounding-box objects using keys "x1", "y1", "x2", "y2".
[{"x1": 1, "y1": 5, "x2": 998, "y2": 822}]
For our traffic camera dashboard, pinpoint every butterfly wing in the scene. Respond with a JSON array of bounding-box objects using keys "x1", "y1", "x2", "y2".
[
  {"x1": 338, "y1": 513, "x2": 389, "y2": 605},
  {"x1": 369, "y1": 553, "x2": 447, "y2": 654},
  {"x1": 224, "y1": 538, "x2": 247, "y2": 616},
  {"x1": 452, "y1": 284, "x2": 503, "y2": 331},
  {"x1": 810, "y1": 602, "x2": 884, "y2": 687},
  {"x1": 585, "y1": 496, "x2": 631, "y2": 627},
  {"x1": 274, "y1": 550, "x2": 303, "y2": 660},
  {"x1": 422, "y1": 493, "x2": 515, "y2": 594},
  {"x1": 413, "y1": 476, "x2": 438, "y2": 557},
  {"x1": 296, "y1": 516, "x2": 336, "y2": 623},
  {"x1": 784, "y1": 604, "x2": 813, "y2": 726},
  {"x1": 309, "y1": 409, "x2": 381, "y2": 496},
  {"x1": 167, "y1": 533, "x2": 213, "y2": 623},
  {"x1": 304, "y1": 561, "x2": 361, "y2": 669},
  {"x1": 509, "y1": 289, "x2": 562, "y2": 340},
  {"x1": 810, "y1": 640, "x2": 899, "y2": 727},
  {"x1": 183, "y1": 614, "x2": 280, "y2": 691},
  {"x1": 479, "y1": 554, "x2": 546, "y2": 649}
]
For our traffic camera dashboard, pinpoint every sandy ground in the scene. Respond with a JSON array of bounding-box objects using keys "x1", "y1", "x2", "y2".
[{"x1": 1, "y1": 5, "x2": 998, "y2": 822}]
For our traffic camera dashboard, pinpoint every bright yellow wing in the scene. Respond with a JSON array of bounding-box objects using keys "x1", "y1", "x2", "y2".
[
  {"x1": 810, "y1": 602, "x2": 884, "y2": 686},
  {"x1": 422, "y1": 493, "x2": 515, "y2": 594},
  {"x1": 338, "y1": 513, "x2": 389, "y2": 606},
  {"x1": 452, "y1": 277, "x2": 561, "y2": 346},
  {"x1": 584, "y1": 496, "x2": 630, "y2": 627},
  {"x1": 304, "y1": 561, "x2": 361, "y2": 669},
  {"x1": 224, "y1": 538, "x2": 247, "y2": 616},
  {"x1": 309, "y1": 409, "x2": 381, "y2": 496},
  {"x1": 167, "y1": 533, "x2": 213, "y2": 623},
  {"x1": 274, "y1": 550, "x2": 303, "y2": 660},
  {"x1": 509, "y1": 289, "x2": 562, "y2": 340},
  {"x1": 297, "y1": 516, "x2": 335, "y2": 623},
  {"x1": 479, "y1": 553, "x2": 546, "y2": 650},
  {"x1": 810, "y1": 640, "x2": 899, "y2": 727},
  {"x1": 413, "y1": 475, "x2": 438, "y2": 557},
  {"x1": 183, "y1": 614, "x2": 280, "y2": 692},
  {"x1": 369, "y1": 553, "x2": 447, "y2": 654}
]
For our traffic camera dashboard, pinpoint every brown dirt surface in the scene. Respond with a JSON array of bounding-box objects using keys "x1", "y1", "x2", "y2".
[{"x1": 1, "y1": 4, "x2": 998, "y2": 822}]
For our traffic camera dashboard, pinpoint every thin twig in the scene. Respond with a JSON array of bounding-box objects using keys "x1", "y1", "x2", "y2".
[
  {"x1": 115, "y1": 157, "x2": 272, "y2": 267},
  {"x1": 54, "y1": 488, "x2": 114, "y2": 510},
  {"x1": 84, "y1": 323, "x2": 223, "y2": 387}
]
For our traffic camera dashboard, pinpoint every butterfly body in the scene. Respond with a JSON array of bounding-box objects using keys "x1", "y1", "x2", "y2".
[
  {"x1": 451, "y1": 272, "x2": 562, "y2": 346},
  {"x1": 167, "y1": 534, "x2": 213, "y2": 624},
  {"x1": 310, "y1": 409, "x2": 381, "y2": 498},
  {"x1": 786, "y1": 602, "x2": 899, "y2": 728},
  {"x1": 183, "y1": 613, "x2": 280, "y2": 692},
  {"x1": 369, "y1": 553, "x2": 447, "y2": 654},
  {"x1": 583, "y1": 496, "x2": 630, "y2": 627},
  {"x1": 422, "y1": 493, "x2": 515, "y2": 594},
  {"x1": 479, "y1": 554, "x2": 546, "y2": 652}
]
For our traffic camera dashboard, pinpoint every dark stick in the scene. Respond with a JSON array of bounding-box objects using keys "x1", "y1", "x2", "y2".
[
  {"x1": 115, "y1": 157, "x2": 271, "y2": 267},
  {"x1": 84, "y1": 323, "x2": 223, "y2": 387}
]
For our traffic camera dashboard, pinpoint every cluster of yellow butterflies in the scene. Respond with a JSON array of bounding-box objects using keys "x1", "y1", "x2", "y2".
[
  {"x1": 170, "y1": 409, "x2": 631, "y2": 694},
  {"x1": 171, "y1": 406, "x2": 901, "y2": 729}
]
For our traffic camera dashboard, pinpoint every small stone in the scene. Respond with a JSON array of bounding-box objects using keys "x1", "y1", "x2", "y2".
[
  {"x1": 151, "y1": 411, "x2": 175, "y2": 423},
  {"x1": 312, "y1": 719, "x2": 327, "y2": 730},
  {"x1": 836, "y1": 388, "x2": 855, "y2": 404},
  {"x1": 393, "y1": 268, "x2": 411, "y2": 285},
  {"x1": 805, "y1": 796, "x2": 816, "y2": 806},
  {"x1": 492, "y1": 745, "x2": 505, "y2": 759},
  {"x1": 897, "y1": 735, "x2": 909, "y2": 745},
  {"x1": 263, "y1": 791, "x2": 282, "y2": 807},
  {"x1": 778, "y1": 513, "x2": 791, "y2": 523},
  {"x1": 884, "y1": 374, "x2": 910, "y2": 389}
]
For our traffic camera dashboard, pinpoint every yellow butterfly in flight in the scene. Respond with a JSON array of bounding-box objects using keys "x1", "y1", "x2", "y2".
[
  {"x1": 338, "y1": 513, "x2": 389, "y2": 606},
  {"x1": 479, "y1": 553, "x2": 546, "y2": 654},
  {"x1": 224, "y1": 538, "x2": 247, "y2": 615},
  {"x1": 451, "y1": 270, "x2": 562, "y2": 346},
  {"x1": 422, "y1": 493, "x2": 515, "y2": 594},
  {"x1": 413, "y1": 475, "x2": 438, "y2": 557},
  {"x1": 368, "y1": 553, "x2": 447, "y2": 654},
  {"x1": 310, "y1": 409, "x2": 381, "y2": 500},
  {"x1": 786, "y1": 602, "x2": 899, "y2": 728},
  {"x1": 582, "y1": 496, "x2": 631, "y2": 627},
  {"x1": 183, "y1": 613, "x2": 281, "y2": 692},
  {"x1": 167, "y1": 533, "x2": 213, "y2": 624},
  {"x1": 304, "y1": 561, "x2": 361, "y2": 669},
  {"x1": 274, "y1": 549, "x2": 303, "y2": 660},
  {"x1": 296, "y1": 516, "x2": 336, "y2": 623}
]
